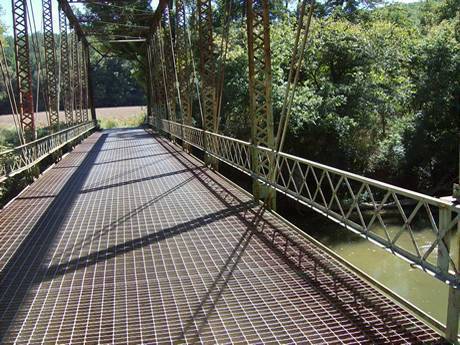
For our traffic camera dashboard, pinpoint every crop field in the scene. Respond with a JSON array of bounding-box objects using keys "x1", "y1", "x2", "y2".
[{"x1": 0, "y1": 106, "x2": 146, "y2": 129}]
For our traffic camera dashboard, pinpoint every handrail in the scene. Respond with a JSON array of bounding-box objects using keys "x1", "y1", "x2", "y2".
[
  {"x1": 159, "y1": 119, "x2": 460, "y2": 285},
  {"x1": 158, "y1": 118, "x2": 460, "y2": 340},
  {"x1": 0, "y1": 121, "x2": 96, "y2": 182}
]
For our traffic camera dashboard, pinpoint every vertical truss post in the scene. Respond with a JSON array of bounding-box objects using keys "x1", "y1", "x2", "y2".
[
  {"x1": 162, "y1": 8, "x2": 177, "y2": 123},
  {"x1": 59, "y1": 8, "x2": 73, "y2": 125},
  {"x1": 150, "y1": 33, "x2": 163, "y2": 127},
  {"x1": 72, "y1": 33, "x2": 83, "y2": 123},
  {"x1": 80, "y1": 46, "x2": 88, "y2": 122},
  {"x1": 197, "y1": 0, "x2": 218, "y2": 168},
  {"x1": 196, "y1": 0, "x2": 216, "y2": 132},
  {"x1": 147, "y1": 39, "x2": 157, "y2": 126},
  {"x1": 440, "y1": 208, "x2": 460, "y2": 343},
  {"x1": 84, "y1": 43, "x2": 97, "y2": 122},
  {"x1": 246, "y1": 0, "x2": 276, "y2": 208},
  {"x1": 165, "y1": 8, "x2": 182, "y2": 121},
  {"x1": 146, "y1": 43, "x2": 154, "y2": 125},
  {"x1": 156, "y1": 26, "x2": 170, "y2": 123},
  {"x1": 11, "y1": 0, "x2": 35, "y2": 141},
  {"x1": 176, "y1": 0, "x2": 193, "y2": 151},
  {"x1": 175, "y1": 0, "x2": 192, "y2": 127},
  {"x1": 42, "y1": 0, "x2": 59, "y2": 129},
  {"x1": 154, "y1": 37, "x2": 166, "y2": 128}
]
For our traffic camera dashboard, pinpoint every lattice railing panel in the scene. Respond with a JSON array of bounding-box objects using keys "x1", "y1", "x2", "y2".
[
  {"x1": 157, "y1": 119, "x2": 460, "y2": 287},
  {"x1": 0, "y1": 122, "x2": 95, "y2": 181}
]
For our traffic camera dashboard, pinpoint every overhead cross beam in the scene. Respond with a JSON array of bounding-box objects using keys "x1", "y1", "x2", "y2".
[
  {"x1": 58, "y1": 0, "x2": 89, "y2": 45},
  {"x1": 148, "y1": 0, "x2": 170, "y2": 35}
]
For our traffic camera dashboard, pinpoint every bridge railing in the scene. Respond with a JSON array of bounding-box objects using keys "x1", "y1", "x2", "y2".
[
  {"x1": 160, "y1": 119, "x2": 460, "y2": 289},
  {"x1": 0, "y1": 121, "x2": 96, "y2": 182}
]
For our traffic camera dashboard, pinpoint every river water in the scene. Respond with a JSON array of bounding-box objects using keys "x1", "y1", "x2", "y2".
[
  {"x1": 218, "y1": 165, "x2": 457, "y2": 326},
  {"x1": 284, "y1": 206, "x2": 459, "y2": 325}
]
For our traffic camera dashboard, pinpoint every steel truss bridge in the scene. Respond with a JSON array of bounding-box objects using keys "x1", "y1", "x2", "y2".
[{"x1": 0, "y1": 0, "x2": 459, "y2": 344}]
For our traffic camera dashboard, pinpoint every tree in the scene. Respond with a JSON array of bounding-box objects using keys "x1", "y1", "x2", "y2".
[{"x1": 404, "y1": 20, "x2": 460, "y2": 193}]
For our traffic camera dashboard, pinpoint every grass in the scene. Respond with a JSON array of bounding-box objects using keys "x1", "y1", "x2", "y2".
[
  {"x1": 0, "y1": 127, "x2": 21, "y2": 152},
  {"x1": 0, "y1": 109, "x2": 146, "y2": 207},
  {"x1": 99, "y1": 113, "x2": 146, "y2": 129}
]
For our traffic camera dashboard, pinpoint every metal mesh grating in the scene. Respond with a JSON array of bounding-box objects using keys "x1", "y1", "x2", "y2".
[{"x1": 0, "y1": 128, "x2": 443, "y2": 344}]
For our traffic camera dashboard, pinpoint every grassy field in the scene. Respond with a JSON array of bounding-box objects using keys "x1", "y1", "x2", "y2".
[
  {"x1": 0, "y1": 106, "x2": 147, "y2": 150},
  {"x1": 97, "y1": 106, "x2": 146, "y2": 129},
  {"x1": 0, "y1": 106, "x2": 146, "y2": 128}
]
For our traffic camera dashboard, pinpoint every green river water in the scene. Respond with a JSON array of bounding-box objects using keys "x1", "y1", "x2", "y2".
[{"x1": 286, "y1": 208, "x2": 459, "y2": 326}]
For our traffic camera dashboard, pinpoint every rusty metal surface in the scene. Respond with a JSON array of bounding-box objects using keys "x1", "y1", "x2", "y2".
[
  {"x1": 59, "y1": 8, "x2": 74, "y2": 125},
  {"x1": 42, "y1": 0, "x2": 60, "y2": 128},
  {"x1": 11, "y1": 0, "x2": 35, "y2": 140},
  {"x1": 0, "y1": 128, "x2": 443, "y2": 344}
]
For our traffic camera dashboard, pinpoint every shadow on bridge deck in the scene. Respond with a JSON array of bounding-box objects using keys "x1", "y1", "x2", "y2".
[{"x1": 0, "y1": 128, "x2": 444, "y2": 344}]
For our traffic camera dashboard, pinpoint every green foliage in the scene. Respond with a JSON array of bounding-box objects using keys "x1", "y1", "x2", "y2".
[
  {"x1": 0, "y1": 0, "x2": 457, "y2": 197},
  {"x1": 91, "y1": 57, "x2": 145, "y2": 107},
  {"x1": 220, "y1": 0, "x2": 459, "y2": 194},
  {"x1": 403, "y1": 19, "x2": 460, "y2": 192},
  {"x1": 0, "y1": 127, "x2": 21, "y2": 151}
]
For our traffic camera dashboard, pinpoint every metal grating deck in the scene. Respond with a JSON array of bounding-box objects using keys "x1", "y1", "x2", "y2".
[{"x1": 0, "y1": 128, "x2": 443, "y2": 344}]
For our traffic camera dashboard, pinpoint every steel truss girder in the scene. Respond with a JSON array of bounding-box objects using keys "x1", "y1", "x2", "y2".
[
  {"x1": 146, "y1": 43, "x2": 154, "y2": 121},
  {"x1": 72, "y1": 33, "x2": 83, "y2": 123},
  {"x1": 80, "y1": 44, "x2": 89, "y2": 122},
  {"x1": 197, "y1": 0, "x2": 217, "y2": 132},
  {"x1": 151, "y1": 32, "x2": 168, "y2": 122},
  {"x1": 57, "y1": 0, "x2": 88, "y2": 45},
  {"x1": 162, "y1": 7, "x2": 177, "y2": 122},
  {"x1": 175, "y1": 0, "x2": 193, "y2": 127},
  {"x1": 11, "y1": 0, "x2": 35, "y2": 141},
  {"x1": 147, "y1": 42, "x2": 159, "y2": 124},
  {"x1": 156, "y1": 24, "x2": 172, "y2": 121},
  {"x1": 59, "y1": 9, "x2": 74, "y2": 124},
  {"x1": 246, "y1": 0, "x2": 275, "y2": 205},
  {"x1": 42, "y1": 0, "x2": 60, "y2": 128},
  {"x1": 148, "y1": 40, "x2": 163, "y2": 128}
]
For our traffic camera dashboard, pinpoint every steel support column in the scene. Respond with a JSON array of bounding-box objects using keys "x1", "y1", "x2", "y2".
[
  {"x1": 72, "y1": 33, "x2": 83, "y2": 123},
  {"x1": 246, "y1": 0, "x2": 275, "y2": 208},
  {"x1": 11, "y1": 0, "x2": 35, "y2": 141},
  {"x1": 162, "y1": 8, "x2": 177, "y2": 123},
  {"x1": 197, "y1": 0, "x2": 218, "y2": 168},
  {"x1": 156, "y1": 26, "x2": 170, "y2": 122},
  {"x1": 196, "y1": 0, "x2": 216, "y2": 133},
  {"x1": 148, "y1": 41, "x2": 160, "y2": 127},
  {"x1": 440, "y1": 207, "x2": 460, "y2": 343},
  {"x1": 84, "y1": 43, "x2": 97, "y2": 122},
  {"x1": 146, "y1": 43, "x2": 154, "y2": 125},
  {"x1": 42, "y1": 0, "x2": 59, "y2": 128},
  {"x1": 175, "y1": 0, "x2": 192, "y2": 127},
  {"x1": 80, "y1": 46, "x2": 88, "y2": 122},
  {"x1": 59, "y1": 8, "x2": 73, "y2": 124}
]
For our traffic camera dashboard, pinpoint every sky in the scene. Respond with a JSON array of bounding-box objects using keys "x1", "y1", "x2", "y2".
[{"x1": 1, "y1": 0, "x2": 419, "y2": 36}]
